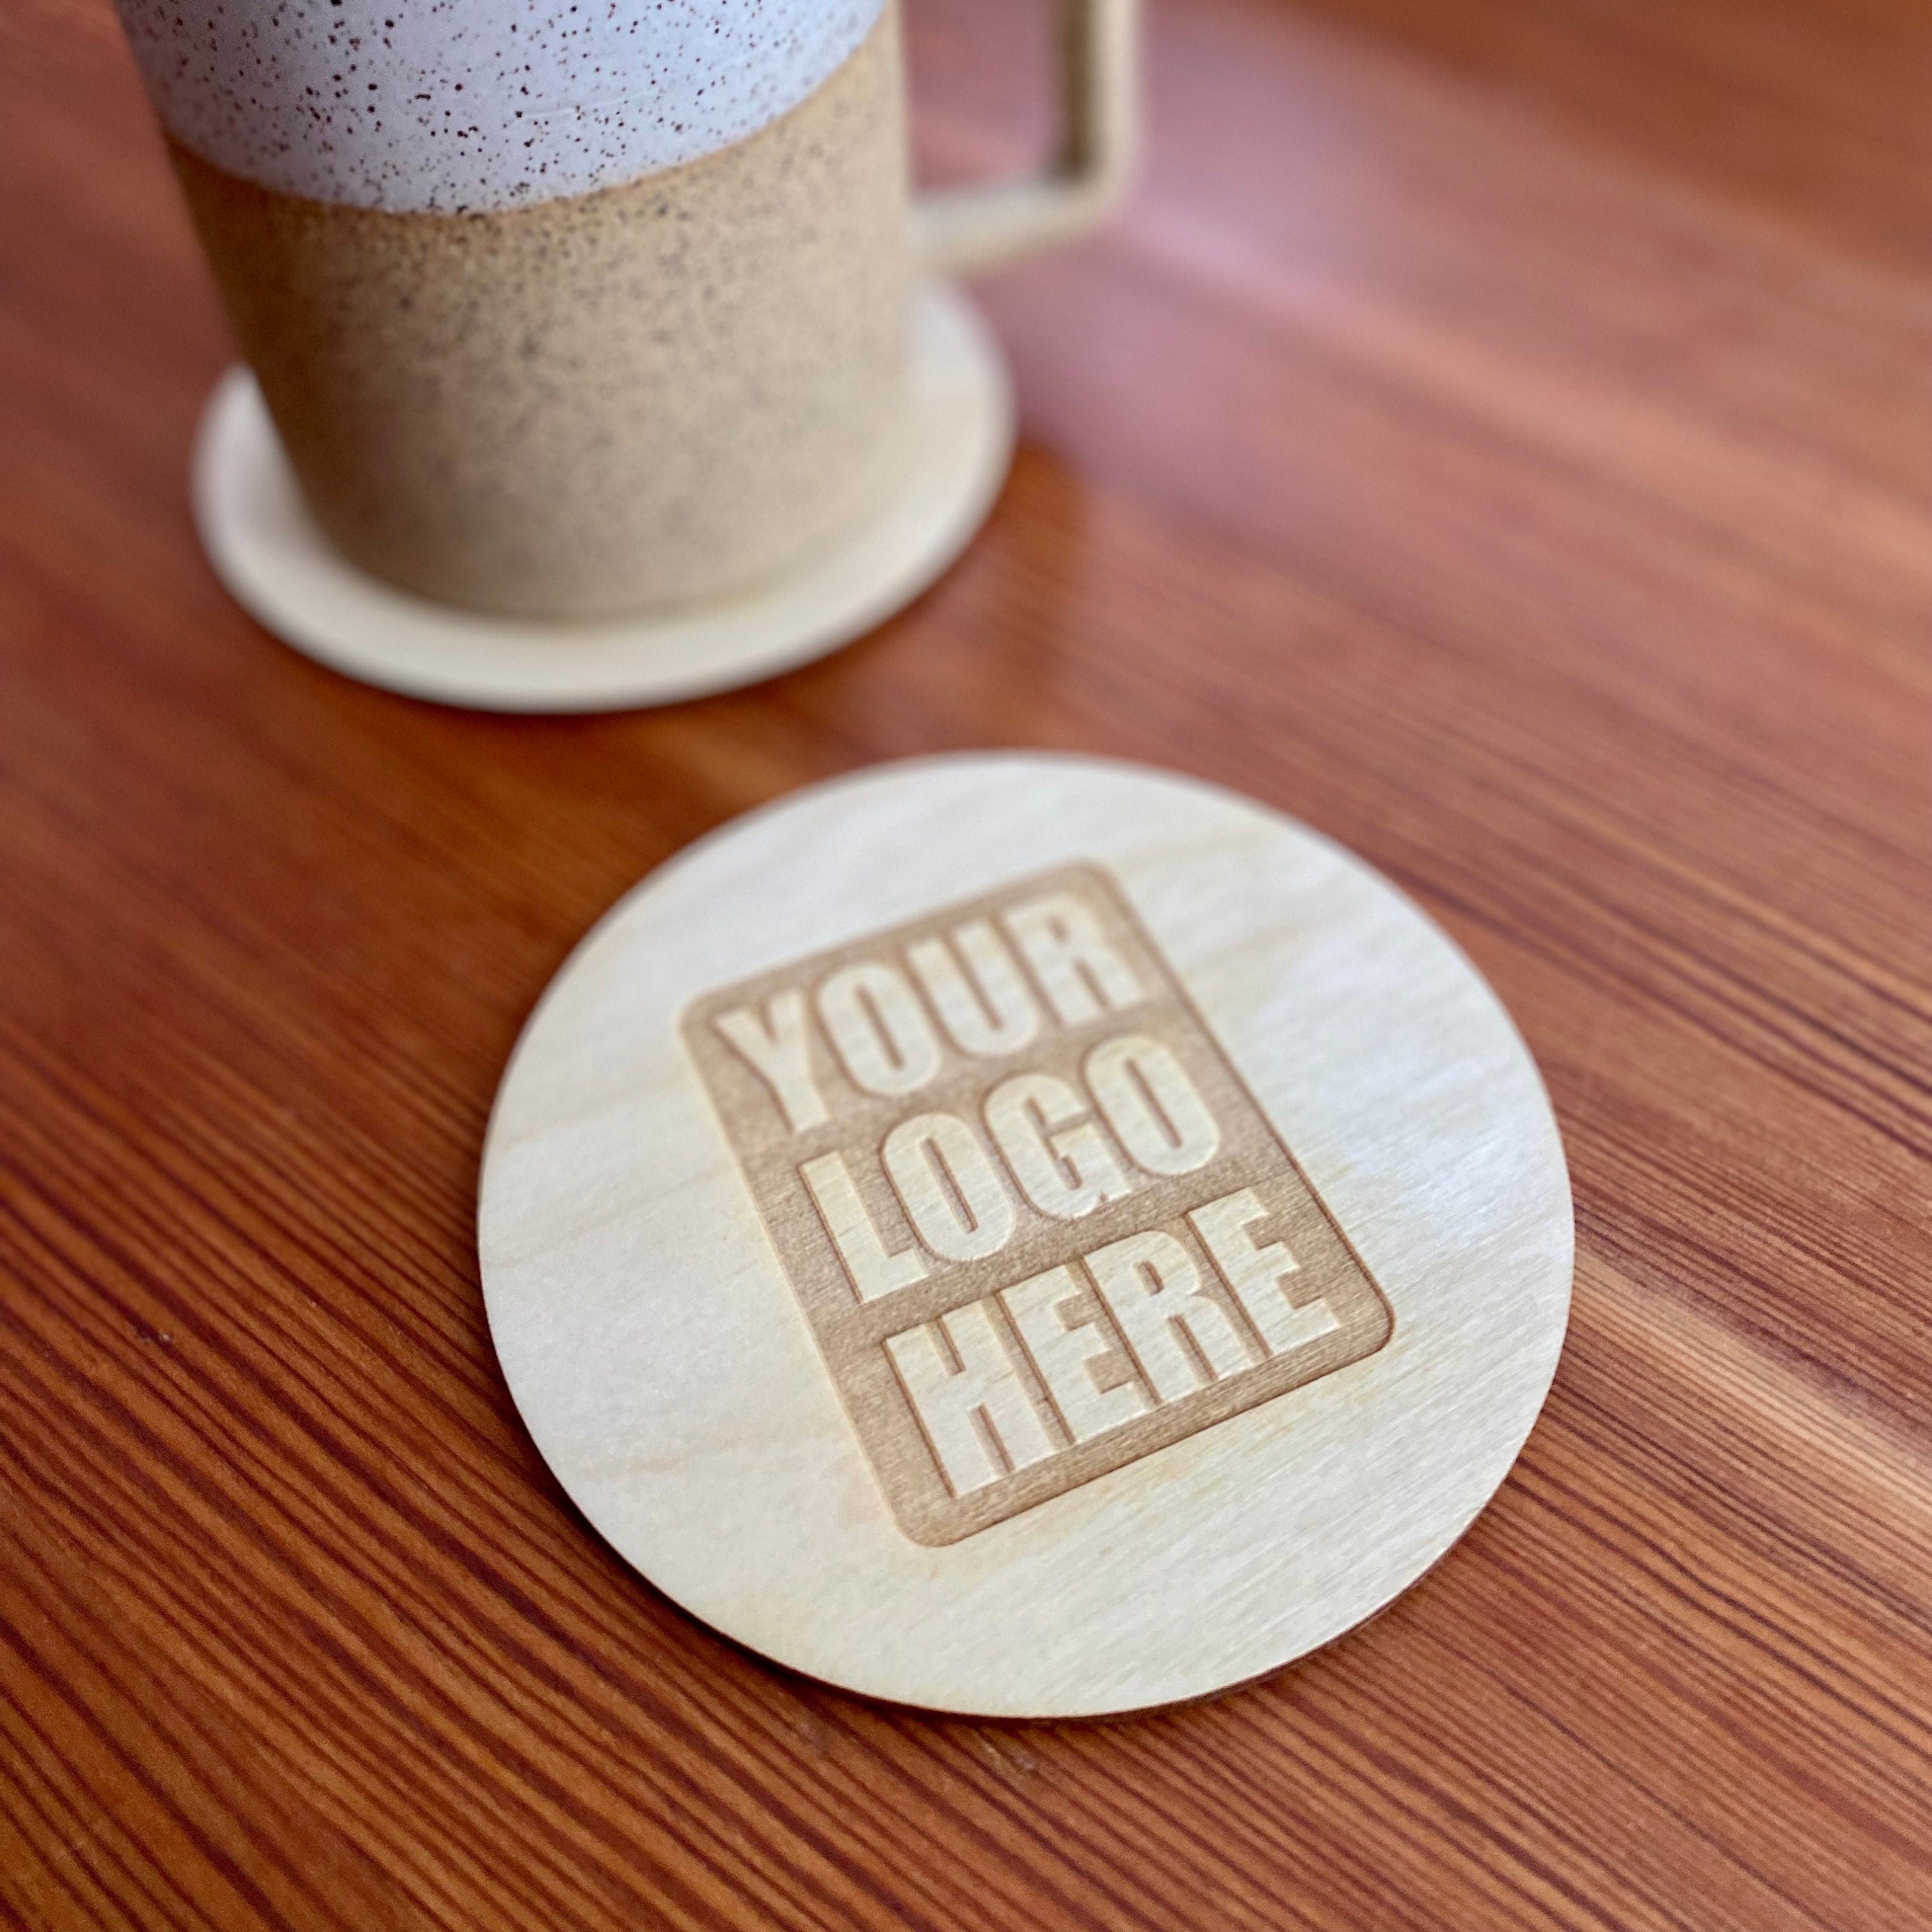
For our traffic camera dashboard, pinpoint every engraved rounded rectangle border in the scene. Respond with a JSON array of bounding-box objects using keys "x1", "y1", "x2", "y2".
[{"x1": 682, "y1": 860, "x2": 1393, "y2": 1545}]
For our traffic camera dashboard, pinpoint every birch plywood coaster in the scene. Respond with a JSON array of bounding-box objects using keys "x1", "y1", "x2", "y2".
[
  {"x1": 478, "y1": 754, "x2": 1573, "y2": 1717},
  {"x1": 193, "y1": 284, "x2": 1012, "y2": 713}
]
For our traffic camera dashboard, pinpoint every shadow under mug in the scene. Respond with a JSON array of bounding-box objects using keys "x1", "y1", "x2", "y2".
[{"x1": 113, "y1": 0, "x2": 1140, "y2": 620}]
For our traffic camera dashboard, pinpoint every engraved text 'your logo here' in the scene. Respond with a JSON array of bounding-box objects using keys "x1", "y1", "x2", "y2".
[{"x1": 681, "y1": 863, "x2": 1393, "y2": 1546}]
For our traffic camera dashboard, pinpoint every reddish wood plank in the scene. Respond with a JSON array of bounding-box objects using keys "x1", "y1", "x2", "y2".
[{"x1": 1, "y1": 0, "x2": 1927, "y2": 1926}]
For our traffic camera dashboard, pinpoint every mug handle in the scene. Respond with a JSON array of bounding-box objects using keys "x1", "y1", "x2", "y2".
[{"x1": 914, "y1": 0, "x2": 1141, "y2": 276}]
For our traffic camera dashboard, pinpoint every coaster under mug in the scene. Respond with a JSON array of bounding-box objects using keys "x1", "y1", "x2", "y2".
[
  {"x1": 193, "y1": 283, "x2": 1012, "y2": 714},
  {"x1": 478, "y1": 753, "x2": 1573, "y2": 1716}
]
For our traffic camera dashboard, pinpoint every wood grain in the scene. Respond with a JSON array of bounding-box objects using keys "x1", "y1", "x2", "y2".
[
  {"x1": 1, "y1": 0, "x2": 1927, "y2": 1924},
  {"x1": 478, "y1": 757, "x2": 1567, "y2": 1710}
]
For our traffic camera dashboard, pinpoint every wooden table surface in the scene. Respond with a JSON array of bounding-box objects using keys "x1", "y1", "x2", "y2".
[{"x1": 3, "y1": 1, "x2": 1929, "y2": 1926}]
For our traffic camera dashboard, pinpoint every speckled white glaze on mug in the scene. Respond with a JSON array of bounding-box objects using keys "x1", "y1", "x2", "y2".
[{"x1": 113, "y1": 0, "x2": 887, "y2": 212}]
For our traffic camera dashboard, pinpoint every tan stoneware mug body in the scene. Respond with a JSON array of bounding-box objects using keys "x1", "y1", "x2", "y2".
[{"x1": 111, "y1": 0, "x2": 1139, "y2": 620}]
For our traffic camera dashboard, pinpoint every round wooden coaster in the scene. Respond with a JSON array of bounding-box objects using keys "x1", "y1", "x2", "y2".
[
  {"x1": 479, "y1": 755, "x2": 1572, "y2": 1717},
  {"x1": 191, "y1": 284, "x2": 1013, "y2": 714}
]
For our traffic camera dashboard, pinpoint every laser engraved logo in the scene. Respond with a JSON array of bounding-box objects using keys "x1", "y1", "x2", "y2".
[{"x1": 682, "y1": 862, "x2": 1394, "y2": 1546}]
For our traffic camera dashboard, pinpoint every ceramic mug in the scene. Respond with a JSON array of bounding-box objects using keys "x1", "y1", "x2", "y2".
[{"x1": 111, "y1": 1, "x2": 1139, "y2": 619}]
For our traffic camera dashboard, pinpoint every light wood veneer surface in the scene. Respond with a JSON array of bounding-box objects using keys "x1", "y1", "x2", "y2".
[{"x1": 479, "y1": 757, "x2": 1570, "y2": 1714}]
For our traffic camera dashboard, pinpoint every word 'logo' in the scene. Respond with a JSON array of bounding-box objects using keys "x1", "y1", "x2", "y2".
[{"x1": 682, "y1": 863, "x2": 1392, "y2": 1545}]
